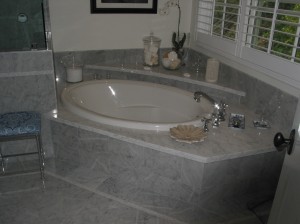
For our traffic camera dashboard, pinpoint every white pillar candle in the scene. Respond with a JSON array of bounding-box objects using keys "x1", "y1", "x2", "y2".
[
  {"x1": 66, "y1": 66, "x2": 82, "y2": 83},
  {"x1": 205, "y1": 58, "x2": 220, "y2": 83}
]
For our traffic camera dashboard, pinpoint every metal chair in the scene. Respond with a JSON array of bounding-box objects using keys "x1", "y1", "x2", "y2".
[{"x1": 0, "y1": 111, "x2": 45, "y2": 180}]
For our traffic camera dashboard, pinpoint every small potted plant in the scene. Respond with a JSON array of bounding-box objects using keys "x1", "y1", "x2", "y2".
[
  {"x1": 160, "y1": 0, "x2": 186, "y2": 69},
  {"x1": 171, "y1": 0, "x2": 186, "y2": 59}
]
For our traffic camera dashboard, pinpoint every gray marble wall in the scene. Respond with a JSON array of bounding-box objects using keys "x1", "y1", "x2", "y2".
[
  {"x1": 0, "y1": 50, "x2": 54, "y2": 73},
  {"x1": 0, "y1": 50, "x2": 57, "y2": 113},
  {"x1": 49, "y1": 49, "x2": 292, "y2": 223},
  {"x1": 217, "y1": 62, "x2": 298, "y2": 133},
  {"x1": 187, "y1": 50, "x2": 298, "y2": 133},
  {"x1": 53, "y1": 50, "x2": 245, "y2": 113},
  {"x1": 53, "y1": 49, "x2": 297, "y2": 132},
  {"x1": 0, "y1": 50, "x2": 57, "y2": 166},
  {"x1": 50, "y1": 120, "x2": 284, "y2": 224}
]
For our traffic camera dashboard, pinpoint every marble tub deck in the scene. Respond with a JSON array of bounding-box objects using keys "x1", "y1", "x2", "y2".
[
  {"x1": 0, "y1": 104, "x2": 277, "y2": 224},
  {"x1": 49, "y1": 102, "x2": 279, "y2": 164},
  {"x1": 0, "y1": 171, "x2": 270, "y2": 224}
]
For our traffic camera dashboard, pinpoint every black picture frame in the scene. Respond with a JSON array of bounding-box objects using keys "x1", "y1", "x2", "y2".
[{"x1": 90, "y1": 0, "x2": 157, "y2": 14}]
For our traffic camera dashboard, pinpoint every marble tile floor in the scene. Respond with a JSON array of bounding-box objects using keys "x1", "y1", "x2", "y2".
[
  {"x1": 0, "y1": 172, "x2": 180, "y2": 224},
  {"x1": 0, "y1": 169, "x2": 272, "y2": 224}
]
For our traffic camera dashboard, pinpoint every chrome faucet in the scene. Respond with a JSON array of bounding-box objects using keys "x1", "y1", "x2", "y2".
[{"x1": 194, "y1": 91, "x2": 228, "y2": 129}]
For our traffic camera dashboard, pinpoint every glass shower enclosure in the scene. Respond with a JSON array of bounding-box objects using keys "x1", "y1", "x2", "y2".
[{"x1": 0, "y1": 0, "x2": 47, "y2": 51}]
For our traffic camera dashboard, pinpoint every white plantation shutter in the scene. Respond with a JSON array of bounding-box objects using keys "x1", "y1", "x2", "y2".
[
  {"x1": 198, "y1": 0, "x2": 241, "y2": 40},
  {"x1": 197, "y1": 0, "x2": 214, "y2": 35},
  {"x1": 243, "y1": 0, "x2": 300, "y2": 63},
  {"x1": 196, "y1": 0, "x2": 300, "y2": 88},
  {"x1": 197, "y1": 0, "x2": 241, "y2": 55}
]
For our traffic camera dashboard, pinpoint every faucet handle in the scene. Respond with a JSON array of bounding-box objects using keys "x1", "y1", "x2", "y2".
[
  {"x1": 211, "y1": 113, "x2": 220, "y2": 127},
  {"x1": 202, "y1": 117, "x2": 211, "y2": 132},
  {"x1": 219, "y1": 100, "x2": 228, "y2": 109},
  {"x1": 217, "y1": 100, "x2": 228, "y2": 121}
]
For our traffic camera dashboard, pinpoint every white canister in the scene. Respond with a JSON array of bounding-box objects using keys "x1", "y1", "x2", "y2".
[
  {"x1": 205, "y1": 58, "x2": 220, "y2": 83},
  {"x1": 66, "y1": 66, "x2": 82, "y2": 83}
]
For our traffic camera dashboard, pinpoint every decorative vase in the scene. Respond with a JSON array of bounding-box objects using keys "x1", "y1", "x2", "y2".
[
  {"x1": 143, "y1": 33, "x2": 161, "y2": 67},
  {"x1": 162, "y1": 51, "x2": 181, "y2": 70}
]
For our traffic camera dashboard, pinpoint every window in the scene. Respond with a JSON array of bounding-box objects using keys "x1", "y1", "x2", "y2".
[
  {"x1": 244, "y1": 0, "x2": 300, "y2": 63},
  {"x1": 198, "y1": 0, "x2": 241, "y2": 41},
  {"x1": 197, "y1": 0, "x2": 241, "y2": 55},
  {"x1": 196, "y1": 0, "x2": 300, "y2": 88}
]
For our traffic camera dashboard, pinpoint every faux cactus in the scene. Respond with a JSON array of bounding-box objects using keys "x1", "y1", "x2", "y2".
[
  {"x1": 172, "y1": 1, "x2": 186, "y2": 57},
  {"x1": 172, "y1": 32, "x2": 186, "y2": 54},
  {"x1": 159, "y1": 0, "x2": 187, "y2": 60}
]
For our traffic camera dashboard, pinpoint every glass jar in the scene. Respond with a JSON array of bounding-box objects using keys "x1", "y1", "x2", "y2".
[
  {"x1": 162, "y1": 51, "x2": 181, "y2": 70},
  {"x1": 143, "y1": 33, "x2": 161, "y2": 67}
]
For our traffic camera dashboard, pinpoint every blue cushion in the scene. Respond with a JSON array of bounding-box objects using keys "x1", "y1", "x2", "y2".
[{"x1": 0, "y1": 111, "x2": 41, "y2": 137}]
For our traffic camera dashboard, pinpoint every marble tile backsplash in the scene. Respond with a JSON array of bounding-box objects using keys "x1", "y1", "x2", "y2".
[
  {"x1": 188, "y1": 50, "x2": 298, "y2": 132},
  {"x1": 0, "y1": 50, "x2": 56, "y2": 112},
  {"x1": 54, "y1": 49, "x2": 297, "y2": 132},
  {"x1": 0, "y1": 50, "x2": 57, "y2": 158},
  {"x1": 0, "y1": 74, "x2": 56, "y2": 114},
  {"x1": 218, "y1": 62, "x2": 298, "y2": 132},
  {"x1": 0, "y1": 51, "x2": 54, "y2": 73}
]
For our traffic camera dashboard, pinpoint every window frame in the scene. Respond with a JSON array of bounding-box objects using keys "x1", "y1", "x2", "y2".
[{"x1": 194, "y1": 0, "x2": 300, "y2": 90}]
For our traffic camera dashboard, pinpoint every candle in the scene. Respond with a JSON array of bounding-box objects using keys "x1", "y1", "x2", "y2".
[
  {"x1": 66, "y1": 66, "x2": 82, "y2": 83},
  {"x1": 205, "y1": 58, "x2": 219, "y2": 83}
]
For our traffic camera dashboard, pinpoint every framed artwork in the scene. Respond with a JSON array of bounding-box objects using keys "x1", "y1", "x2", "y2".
[{"x1": 90, "y1": 0, "x2": 158, "y2": 14}]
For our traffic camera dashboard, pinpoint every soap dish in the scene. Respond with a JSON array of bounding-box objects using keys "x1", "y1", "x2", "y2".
[
  {"x1": 228, "y1": 113, "x2": 245, "y2": 129},
  {"x1": 170, "y1": 125, "x2": 207, "y2": 144},
  {"x1": 253, "y1": 120, "x2": 271, "y2": 129}
]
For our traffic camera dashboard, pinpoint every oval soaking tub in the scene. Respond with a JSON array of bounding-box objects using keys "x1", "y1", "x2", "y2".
[{"x1": 61, "y1": 80, "x2": 214, "y2": 131}]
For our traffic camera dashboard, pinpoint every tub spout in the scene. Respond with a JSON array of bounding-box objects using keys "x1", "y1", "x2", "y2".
[
  {"x1": 194, "y1": 91, "x2": 215, "y2": 104},
  {"x1": 194, "y1": 91, "x2": 228, "y2": 125}
]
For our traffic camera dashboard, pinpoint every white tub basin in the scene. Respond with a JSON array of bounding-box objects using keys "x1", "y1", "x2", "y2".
[{"x1": 61, "y1": 79, "x2": 214, "y2": 131}]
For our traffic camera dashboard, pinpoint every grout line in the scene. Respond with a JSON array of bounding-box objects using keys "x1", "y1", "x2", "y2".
[
  {"x1": 46, "y1": 171, "x2": 187, "y2": 224},
  {"x1": 0, "y1": 187, "x2": 41, "y2": 196},
  {"x1": 0, "y1": 170, "x2": 40, "y2": 178}
]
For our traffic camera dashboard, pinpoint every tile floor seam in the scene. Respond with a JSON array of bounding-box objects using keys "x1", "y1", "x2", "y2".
[{"x1": 45, "y1": 170, "x2": 187, "y2": 224}]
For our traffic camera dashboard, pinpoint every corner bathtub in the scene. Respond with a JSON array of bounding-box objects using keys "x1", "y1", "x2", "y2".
[{"x1": 61, "y1": 80, "x2": 214, "y2": 131}]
